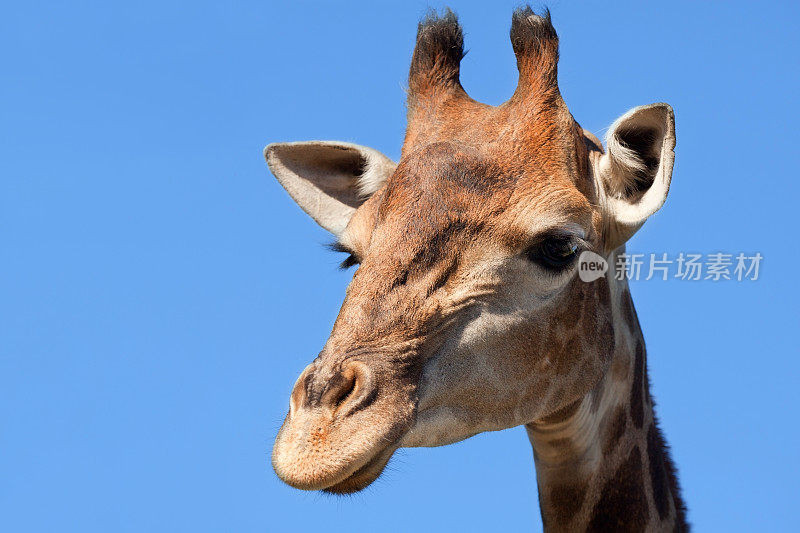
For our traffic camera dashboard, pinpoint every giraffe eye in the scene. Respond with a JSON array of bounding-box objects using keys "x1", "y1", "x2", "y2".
[{"x1": 526, "y1": 236, "x2": 579, "y2": 270}]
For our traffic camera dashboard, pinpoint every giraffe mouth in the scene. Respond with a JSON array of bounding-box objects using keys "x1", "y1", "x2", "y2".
[
  {"x1": 272, "y1": 421, "x2": 403, "y2": 494},
  {"x1": 322, "y1": 445, "x2": 397, "y2": 494}
]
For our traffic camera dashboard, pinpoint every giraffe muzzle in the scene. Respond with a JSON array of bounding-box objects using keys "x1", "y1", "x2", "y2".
[{"x1": 272, "y1": 359, "x2": 416, "y2": 493}]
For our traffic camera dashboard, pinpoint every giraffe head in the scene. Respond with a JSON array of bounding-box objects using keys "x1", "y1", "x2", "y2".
[{"x1": 265, "y1": 8, "x2": 675, "y2": 494}]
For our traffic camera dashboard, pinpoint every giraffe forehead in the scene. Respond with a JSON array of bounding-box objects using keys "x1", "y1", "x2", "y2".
[
  {"x1": 374, "y1": 142, "x2": 589, "y2": 234},
  {"x1": 382, "y1": 142, "x2": 513, "y2": 209}
]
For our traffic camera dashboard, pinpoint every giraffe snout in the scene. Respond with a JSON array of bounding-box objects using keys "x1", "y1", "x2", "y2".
[{"x1": 273, "y1": 357, "x2": 407, "y2": 492}]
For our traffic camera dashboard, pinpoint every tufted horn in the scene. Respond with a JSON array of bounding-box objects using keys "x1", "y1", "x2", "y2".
[
  {"x1": 407, "y1": 9, "x2": 467, "y2": 117},
  {"x1": 510, "y1": 7, "x2": 561, "y2": 101}
]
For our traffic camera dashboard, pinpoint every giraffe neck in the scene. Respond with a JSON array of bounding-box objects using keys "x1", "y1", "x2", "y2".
[{"x1": 526, "y1": 273, "x2": 687, "y2": 532}]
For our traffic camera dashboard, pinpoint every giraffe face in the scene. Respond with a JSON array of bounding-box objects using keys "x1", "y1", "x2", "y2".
[
  {"x1": 271, "y1": 139, "x2": 613, "y2": 494},
  {"x1": 265, "y1": 9, "x2": 675, "y2": 494}
]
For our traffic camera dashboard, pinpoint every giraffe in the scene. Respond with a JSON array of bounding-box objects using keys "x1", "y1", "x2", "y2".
[{"x1": 264, "y1": 8, "x2": 687, "y2": 532}]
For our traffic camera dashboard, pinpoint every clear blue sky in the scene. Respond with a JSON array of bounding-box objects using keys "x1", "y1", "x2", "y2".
[{"x1": 1, "y1": 1, "x2": 798, "y2": 531}]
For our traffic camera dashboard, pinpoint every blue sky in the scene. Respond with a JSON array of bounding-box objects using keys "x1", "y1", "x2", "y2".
[{"x1": 1, "y1": 1, "x2": 798, "y2": 531}]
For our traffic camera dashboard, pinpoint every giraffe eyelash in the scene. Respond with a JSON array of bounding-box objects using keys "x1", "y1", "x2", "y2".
[{"x1": 328, "y1": 241, "x2": 360, "y2": 270}]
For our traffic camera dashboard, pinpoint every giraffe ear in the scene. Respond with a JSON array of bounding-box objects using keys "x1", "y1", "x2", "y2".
[
  {"x1": 596, "y1": 103, "x2": 676, "y2": 251},
  {"x1": 264, "y1": 141, "x2": 396, "y2": 235}
]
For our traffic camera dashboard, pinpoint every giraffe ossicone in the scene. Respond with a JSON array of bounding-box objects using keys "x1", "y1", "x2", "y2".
[{"x1": 265, "y1": 7, "x2": 687, "y2": 531}]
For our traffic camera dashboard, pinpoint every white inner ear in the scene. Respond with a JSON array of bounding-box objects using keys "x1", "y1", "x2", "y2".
[
  {"x1": 265, "y1": 141, "x2": 396, "y2": 235},
  {"x1": 600, "y1": 104, "x2": 675, "y2": 227},
  {"x1": 357, "y1": 147, "x2": 398, "y2": 198}
]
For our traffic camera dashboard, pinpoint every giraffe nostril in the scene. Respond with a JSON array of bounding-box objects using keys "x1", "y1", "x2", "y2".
[
  {"x1": 318, "y1": 361, "x2": 374, "y2": 416},
  {"x1": 330, "y1": 371, "x2": 357, "y2": 409}
]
